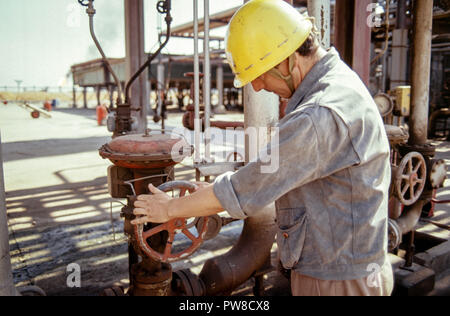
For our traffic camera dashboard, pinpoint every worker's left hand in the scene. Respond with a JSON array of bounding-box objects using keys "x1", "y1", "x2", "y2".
[{"x1": 131, "y1": 184, "x2": 173, "y2": 224}]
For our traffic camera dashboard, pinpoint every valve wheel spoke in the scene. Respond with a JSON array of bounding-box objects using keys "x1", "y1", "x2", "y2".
[
  {"x1": 142, "y1": 223, "x2": 167, "y2": 240},
  {"x1": 134, "y1": 180, "x2": 208, "y2": 263},
  {"x1": 182, "y1": 228, "x2": 197, "y2": 242}
]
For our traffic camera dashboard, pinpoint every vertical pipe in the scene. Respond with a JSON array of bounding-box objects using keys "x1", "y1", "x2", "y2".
[
  {"x1": 193, "y1": 0, "x2": 201, "y2": 163},
  {"x1": 72, "y1": 85, "x2": 77, "y2": 109},
  {"x1": 352, "y1": 0, "x2": 372, "y2": 86},
  {"x1": 396, "y1": 0, "x2": 407, "y2": 29},
  {"x1": 0, "y1": 132, "x2": 16, "y2": 296},
  {"x1": 124, "y1": 0, "x2": 149, "y2": 132},
  {"x1": 83, "y1": 87, "x2": 87, "y2": 108},
  {"x1": 157, "y1": 63, "x2": 165, "y2": 120},
  {"x1": 217, "y1": 64, "x2": 224, "y2": 108},
  {"x1": 96, "y1": 86, "x2": 101, "y2": 106},
  {"x1": 409, "y1": 0, "x2": 433, "y2": 145},
  {"x1": 307, "y1": 0, "x2": 330, "y2": 49},
  {"x1": 204, "y1": 0, "x2": 211, "y2": 161},
  {"x1": 334, "y1": 0, "x2": 354, "y2": 66}
]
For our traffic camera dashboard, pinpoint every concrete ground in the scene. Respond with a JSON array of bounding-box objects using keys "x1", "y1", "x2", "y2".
[{"x1": 0, "y1": 102, "x2": 448, "y2": 296}]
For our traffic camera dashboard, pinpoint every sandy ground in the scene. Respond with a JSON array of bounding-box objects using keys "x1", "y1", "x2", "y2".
[{"x1": 0, "y1": 102, "x2": 448, "y2": 296}]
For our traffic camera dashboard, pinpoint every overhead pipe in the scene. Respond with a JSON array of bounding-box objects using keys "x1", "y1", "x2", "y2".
[
  {"x1": 84, "y1": 0, "x2": 123, "y2": 106},
  {"x1": 0, "y1": 132, "x2": 15, "y2": 296}
]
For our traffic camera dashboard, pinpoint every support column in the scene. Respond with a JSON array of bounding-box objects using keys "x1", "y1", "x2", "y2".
[
  {"x1": 390, "y1": 0, "x2": 409, "y2": 89},
  {"x1": 409, "y1": 0, "x2": 433, "y2": 145},
  {"x1": 0, "y1": 132, "x2": 15, "y2": 296},
  {"x1": 334, "y1": 0, "x2": 371, "y2": 86},
  {"x1": 216, "y1": 64, "x2": 224, "y2": 108},
  {"x1": 352, "y1": 0, "x2": 372, "y2": 86},
  {"x1": 124, "y1": 0, "x2": 149, "y2": 133},
  {"x1": 96, "y1": 86, "x2": 101, "y2": 106},
  {"x1": 72, "y1": 85, "x2": 77, "y2": 108},
  {"x1": 109, "y1": 85, "x2": 114, "y2": 107},
  {"x1": 204, "y1": 0, "x2": 211, "y2": 161},
  {"x1": 83, "y1": 87, "x2": 87, "y2": 108}
]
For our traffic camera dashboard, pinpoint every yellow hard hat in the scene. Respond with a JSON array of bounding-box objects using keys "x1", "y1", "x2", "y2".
[{"x1": 225, "y1": 0, "x2": 313, "y2": 88}]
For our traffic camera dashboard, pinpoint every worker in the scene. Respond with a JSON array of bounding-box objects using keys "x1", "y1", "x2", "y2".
[{"x1": 132, "y1": 0, "x2": 393, "y2": 296}]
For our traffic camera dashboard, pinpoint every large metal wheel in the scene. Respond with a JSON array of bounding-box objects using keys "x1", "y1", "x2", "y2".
[
  {"x1": 134, "y1": 181, "x2": 209, "y2": 263},
  {"x1": 394, "y1": 152, "x2": 427, "y2": 206}
]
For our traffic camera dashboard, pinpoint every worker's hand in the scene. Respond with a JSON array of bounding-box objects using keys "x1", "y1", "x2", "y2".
[{"x1": 131, "y1": 184, "x2": 173, "y2": 224}]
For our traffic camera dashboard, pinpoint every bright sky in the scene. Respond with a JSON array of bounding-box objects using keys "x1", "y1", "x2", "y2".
[{"x1": 0, "y1": 0, "x2": 243, "y2": 88}]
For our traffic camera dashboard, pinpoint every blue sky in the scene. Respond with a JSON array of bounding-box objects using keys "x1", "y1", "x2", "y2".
[{"x1": 0, "y1": 0, "x2": 243, "y2": 88}]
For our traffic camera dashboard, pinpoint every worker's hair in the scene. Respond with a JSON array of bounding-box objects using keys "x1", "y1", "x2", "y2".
[{"x1": 296, "y1": 32, "x2": 319, "y2": 57}]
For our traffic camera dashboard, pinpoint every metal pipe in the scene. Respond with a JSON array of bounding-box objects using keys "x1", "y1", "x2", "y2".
[
  {"x1": 199, "y1": 205, "x2": 276, "y2": 295},
  {"x1": 204, "y1": 0, "x2": 211, "y2": 162},
  {"x1": 124, "y1": 0, "x2": 172, "y2": 105},
  {"x1": 409, "y1": 0, "x2": 433, "y2": 145},
  {"x1": 395, "y1": 200, "x2": 426, "y2": 235},
  {"x1": 193, "y1": 0, "x2": 201, "y2": 163},
  {"x1": 0, "y1": 132, "x2": 15, "y2": 296},
  {"x1": 307, "y1": 0, "x2": 330, "y2": 49},
  {"x1": 217, "y1": 64, "x2": 224, "y2": 109},
  {"x1": 86, "y1": 1, "x2": 123, "y2": 105},
  {"x1": 396, "y1": 0, "x2": 407, "y2": 29}
]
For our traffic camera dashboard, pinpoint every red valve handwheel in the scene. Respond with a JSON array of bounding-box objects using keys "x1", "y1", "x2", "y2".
[
  {"x1": 394, "y1": 151, "x2": 426, "y2": 206},
  {"x1": 134, "y1": 181, "x2": 209, "y2": 263}
]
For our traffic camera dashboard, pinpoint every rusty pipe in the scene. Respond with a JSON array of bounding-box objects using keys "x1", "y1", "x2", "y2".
[
  {"x1": 409, "y1": 0, "x2": 433, "y2": 145},
  {"x1": 394, "y1": 199, "x2": 426, "y2": 235},
  {"x1": 199, "y1": 205, "x2": 276, "y2": 295}
]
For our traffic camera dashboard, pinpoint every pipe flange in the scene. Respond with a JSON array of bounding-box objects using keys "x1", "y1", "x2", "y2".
[
  {"x1": 388, "y1": 219, "x2": 402, "y2": 251},
  {"x1": 172, "y1": 269, "x2": 205, "y2": 296},
  {"x1": 429, "y1": 159, "x2": 447, "y2": 189},
  {"x1": 196, "y1": 214, "x2": 222, "y2": 241}
]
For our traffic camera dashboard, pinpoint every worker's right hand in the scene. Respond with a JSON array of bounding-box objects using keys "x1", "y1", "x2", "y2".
[{"x1": 131, "y1": 184, "x2": 173, "y2": 224}]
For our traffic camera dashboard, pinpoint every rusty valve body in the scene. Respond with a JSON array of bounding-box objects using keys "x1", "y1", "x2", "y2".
[{"x1": 99, "y1": 130, "x2": 195, "y2": 296}]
